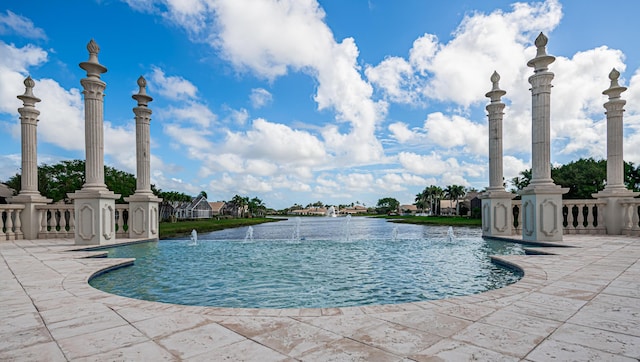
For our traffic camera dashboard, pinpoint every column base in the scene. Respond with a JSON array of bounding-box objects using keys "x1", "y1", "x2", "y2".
[
  {"x1": 68, "y1": 189, "x2": 120, "y2": 245},
  {"x1": 124, "y1": 193, "x2": 162, "y2": 239},
  {"x1": 479, "y1": 189, "x2": 515, "y2": 237},
  {"x1": 593, "y1": 187, "x2": 640, "y2": 235},
  {"x1": 519, "y1": 184, "x2": 568, "y2": 242}
]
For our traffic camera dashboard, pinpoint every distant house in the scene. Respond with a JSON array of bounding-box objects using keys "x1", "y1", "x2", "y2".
[
  {"x1": 400, "y1": 204, "x2": 418, "y2": 215},
  {"x1": 290, "y1": 207, "x2": 327, "y2": 216},
  {"x1": 340, "y1": 205, "x2": 368, "y2": 215},
  {"x1": 175, "y1": 194, "x2": 212, "y2": 219},
  {"x1": 439, "y1": 199, "x2": 456, "y2": 216},
  {"x1": 0, "y1": 184, "x2": 15, "y2": 204},
  {"x1": 208, "y1": 201, "x2": 226, "y2": 216}
]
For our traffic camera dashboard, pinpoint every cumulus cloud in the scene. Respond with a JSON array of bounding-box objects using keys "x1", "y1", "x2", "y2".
[
  {"x1": 249, "y1": 88, "x2": 272, "y2": 108},
  {"x1": 0, "y1": 11, "x2": 46, "y2": 40},
  {"x1": 148, "y1": 67, "x2": 198, "y2": 100}
]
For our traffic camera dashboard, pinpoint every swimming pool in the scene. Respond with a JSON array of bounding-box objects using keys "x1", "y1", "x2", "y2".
[{"x1": 90, "y1": 217, "x2": 524, "y2": 308}]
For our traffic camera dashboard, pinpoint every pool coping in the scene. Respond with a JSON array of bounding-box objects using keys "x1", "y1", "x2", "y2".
[{"x1": 2, "y1": 235, "x2": 640, "y2": 360}]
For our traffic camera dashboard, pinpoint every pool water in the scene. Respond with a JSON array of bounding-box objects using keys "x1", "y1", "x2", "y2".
[{"x1": 90, "y1": 217, "x2": 524, "y2": 309}]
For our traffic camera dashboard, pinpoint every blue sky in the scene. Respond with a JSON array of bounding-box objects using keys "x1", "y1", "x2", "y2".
[{"x1": 1, "y1": 0, "x2": 640, "y2": 210}]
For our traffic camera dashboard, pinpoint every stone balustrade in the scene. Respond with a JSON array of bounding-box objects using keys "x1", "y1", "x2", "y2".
[
  {"x1": 115, "y1": 204, "x2": 129, "y2": 239},
  {"x1": 0, "y1": 205, "x2": 25, "y2": 241},
  {"x1": 36, "y1": 205, "x2": 75, "y2": 239},
  {"x1": 620, "y1": 199, "x2": 640, "y2": 236}
]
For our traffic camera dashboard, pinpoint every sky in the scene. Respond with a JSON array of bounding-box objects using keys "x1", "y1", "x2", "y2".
[{"x1": 1, "y1": 0, "x2": 640, "y2": 210}]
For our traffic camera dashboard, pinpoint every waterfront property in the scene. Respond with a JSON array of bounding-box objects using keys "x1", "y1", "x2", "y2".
[{"x1": 1, "y1": 33, "x2": 640, "y2": 361}]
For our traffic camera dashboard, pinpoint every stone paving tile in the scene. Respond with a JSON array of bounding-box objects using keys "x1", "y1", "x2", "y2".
[
  {"x1": 250, "y1": 319, "x2": 343, "y2": 358},
  {"x1": 409, "y1": 338, "x2": 520, "y2": 362},
  {"x1": 374, "y1": 310, "x2": 472, "y2": 338},
  {"x1": 525, "y1": 339, "x2": 638, "y2": 362},
  {"x1": 156, "y1": 322, "x2": 246, "y2": 359},
  {"x1": 346, "y1": 319, "x2": 443, "y2": 356},
  {"x1": 452, "y1": 322, "x2": 546, "y2": 358},
  {"x1": 0, "y1": 341, "x2": 67, "y2": 362},
  {"x1": 433, "y1": 303, "x2": 497, "y2": 321},
  {"x1": 134, "y1": 312, "x2": 215, "y2": 339},
  {"x1": 186, "y1": 339, "x2": 294, "y2": 362},
  {"x1": 74, "y1": 341, "x2": 178, "y2": 362},
  {"x1": 549, "y1": 322, "x2": 640, "y2": 358},
  {"x1": 56, "y1": 324, "x2": 149, "y2": 360},
  {"x1": 478, "y1": 309, "x2": 561, "y2": 336},
  {"x1": 46, "y1": 310, "x2": 130, "y2": 340},
  {"x1": 0, "y1": 327, "x2": 53, "y2": 354},
  {"x1": 567, "y1": 297, "x2": 640, "y2": 337},
  {"x1": 297, "y1": 337, "x2": 402, "y2": 361}
]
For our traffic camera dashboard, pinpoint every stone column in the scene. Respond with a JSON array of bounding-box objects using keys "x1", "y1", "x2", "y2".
[
  {"x1": 519, "y1": 33, "x2": 568, "y2": 242},
  {"x1": 68, "y1": 40, "x2": 120, "y2": 245},
  {"x1": 9, "y1": 77, "x2": 52, "y2": 240},
  {"x1": 124, "y1": 76, "x2": 162, "y2": 239},
  {"x1": 593, "y1": 68, "x2": 638, "y2": 234},
  {"x1": 480, "y1": 71, "x2": 515, "y2": 237}
]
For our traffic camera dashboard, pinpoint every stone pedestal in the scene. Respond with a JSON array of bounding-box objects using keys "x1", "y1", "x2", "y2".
[
  {"x1": 593, "y1": 189, "x2": 639, "y2": 235},
  {"x1": 9, "y1": 194, "x2": 50, "y2": 240},
  {"x1": 125, "y1": 194, "x2": 161, "y2": 239},
  {"x1": 480, "y1": 190, "x2": 515, "y2": 237},
  {"x1": 68, "y1": 190, "x2": 119, "y2": 245},
  {"x1": 520, "y1": 185, "x2": 567, "y2": 241}
]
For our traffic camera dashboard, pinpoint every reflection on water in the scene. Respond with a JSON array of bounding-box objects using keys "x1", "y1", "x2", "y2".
[{"x1": 90, "y1": 217, "x2": 524, "y2": 308}]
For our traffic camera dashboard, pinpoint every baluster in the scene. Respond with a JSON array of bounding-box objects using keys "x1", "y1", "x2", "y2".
[
  {"x1": 14, "y1": 209, "x2": 23, "y2": 240},
  {"x1": 0, "y1": 210, "x2": 6, "y2": 241},
  {"x1": 59, "y1": 208, "x2": 68, "y2": 235},
  {"x1": 68, "y1": 209, "x2": 75, "y2": 236},
  {"x1": 587, "y1": 204, "x2": 597, "y2": 233},
  {"x1": 116, "y1": 210, "x2": 124, "y2": 237},
  {"x1": 40, "y1": 209, "x2": 48, "y2": 239},
  {"x1": 6, "y1": 210, "x2": 14, "y2": 240},
  {"x1": 620, "y1": 202, "x2": 631, "y2": 234},
  {"x1": 632, "y1": 204, "x2": 640, "y2": 234},
  {"x1": 576, "y1": 203, "x2": 586, "y2": 233}
]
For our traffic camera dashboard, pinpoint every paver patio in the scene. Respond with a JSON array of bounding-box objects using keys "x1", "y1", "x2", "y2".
[{"x1": 1, "y1": 235, "x2": 639, "y2": 361}]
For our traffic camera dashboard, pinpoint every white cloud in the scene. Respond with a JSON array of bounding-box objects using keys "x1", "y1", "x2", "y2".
[
  {"x1": 148, "y1": 67, "x2": 198, "y2": 100},
  {"x1": 222, "y1": 118, "x2": 327, "y2": 166},
  {"x1": 0, "y1": 11, "x2": 46, "y2": 40},
  {"x1": 250, "y1": 88, "x2": 272, "y2": 108}
]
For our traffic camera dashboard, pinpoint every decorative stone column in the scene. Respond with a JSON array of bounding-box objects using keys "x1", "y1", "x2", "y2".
[
  {"x1": 68, "y1": 40, "x2": 120, "y2": 245},
  {"x1": 124, "y1": 76, "x2": 162, "y2": 239},
  {"x1": 593, "y1": 68, "x2": 638, "y2": 234},
  {"x1": 519, "y1": 33, "x2": 568, "y2": 242},
  {"x1": 480, "y1": 71, "x2": 515, "y2": 237},
  {"x1": 9, "y1": 77, "x2": 52, "y2": 240}
]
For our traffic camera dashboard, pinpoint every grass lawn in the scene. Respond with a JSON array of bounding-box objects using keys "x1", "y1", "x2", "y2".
[
  {"x1": 381, "y1": 215, "x2": 482, "y2": 227},
  {"x1": 159, "y1": 217, "x2": 284, "y2": 239}
]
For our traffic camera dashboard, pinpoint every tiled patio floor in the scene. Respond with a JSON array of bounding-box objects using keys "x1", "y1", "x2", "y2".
[{"x1": 1, "y1": 235, "x2": 639, "y2": 361}]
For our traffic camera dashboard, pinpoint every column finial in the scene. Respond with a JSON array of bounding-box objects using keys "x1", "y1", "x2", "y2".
[
  {"x1": 603, "y1": 68, "x2": 626, "y2": 99},
  {"x1": 133, "y1": 76, "x2": 153, "y2": 107},
  {"x1": 80, "y1": 39, "x2": 107, "y2": 78},
  {"x1": 485, "y1": 71, "x2": 506, "y2": 102},
  {"x1": 527, "y1": 32, "x2": 555, "y2": 72},
  {"x1": 17, "y1": 76, "x2": 41, "y2": 106}
]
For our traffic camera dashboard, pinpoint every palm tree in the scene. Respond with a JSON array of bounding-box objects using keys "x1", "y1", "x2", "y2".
[
  {"x1": 248, "y1": 197, "x2": 266, "y2": 217},
  {"x1": 229, "y1": 194, "x2": 249, "y2": 218},
  {"x1": 414, "y1": 188, "x2": 429, "y2": 214},
  {"x1": 444, "y1": 185, "x2": 466, "y2": 215},
  {"x1": 425, "y1": 185, "x2": 444, "y2": 216}
]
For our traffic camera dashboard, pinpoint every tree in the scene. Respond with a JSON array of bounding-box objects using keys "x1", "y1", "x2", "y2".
[
  {"x1": 414, "y1": 188, "x2": 428, "y2": 214},
  {"x1": 509, "y1": 158, "x2": 640, "y2": 198},
  {"x1": 444, "y1": 185, "x2": 465, "y2": 215},
  {"x1": 376, "y1": 197, "x2": 400, "y2": 215},
  {"x1": 227, "y1": 194, "x2": 250, "y2": 217},
  {"x1": 4, "y1": 159, "x2": 156, "y2": 204},
  {"x1": 248, "y1": 197, "x2": 266, "y2": 217}
]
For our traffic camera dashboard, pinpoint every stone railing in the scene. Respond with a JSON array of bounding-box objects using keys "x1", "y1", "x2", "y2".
[
  {"x1": 36, "y1": 204, "x2": 75, "y2": 239},
  {"x1": 33, "y1": 204, "x2": 131, "y2": 240},
  {"x1": 512, "y1": 199, "x2": 620, "y2": 236},
  {"x1": 115, "y1": 204, "x2": 129, "y2": 239},
  {"x1": 0, "y1": 205, "x2": 25, "y2": 241},
  {"x1": 620, "y1": 198, "x2": 640, "y2": 236}
]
